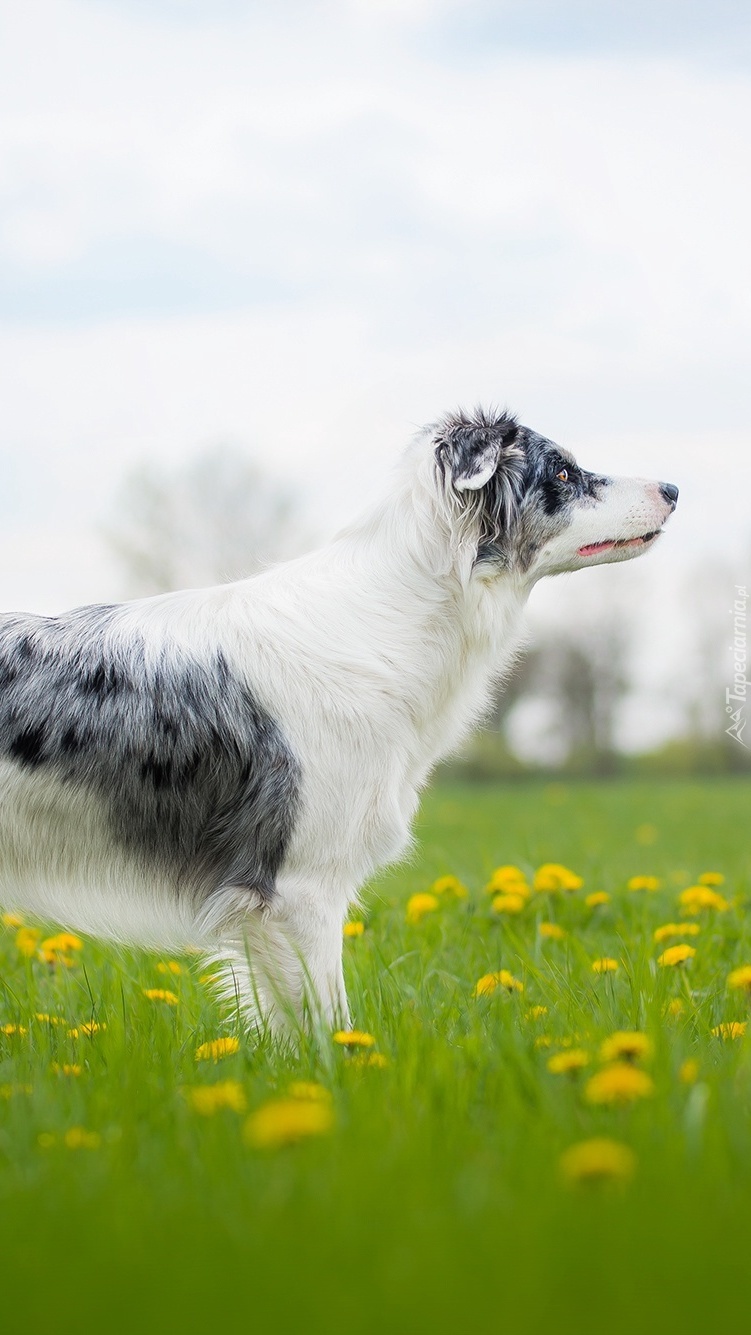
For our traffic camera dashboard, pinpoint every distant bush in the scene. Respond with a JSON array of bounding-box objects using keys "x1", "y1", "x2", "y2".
[{"x1": 440, "y1": 730, "x2": 751, "y2": 783}]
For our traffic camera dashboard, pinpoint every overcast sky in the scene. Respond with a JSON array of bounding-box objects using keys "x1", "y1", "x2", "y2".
[{"x1": 0, "y1": 0, "x2": 749, "y2": 746}]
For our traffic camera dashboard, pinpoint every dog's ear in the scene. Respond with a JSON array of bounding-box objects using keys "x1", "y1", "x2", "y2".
[
  {"x1": 435, "y1": 410, "x2": 519, "y2": 492},
  {"x1": 452, "y1": 431, "x2": 501, "y2": 492}
]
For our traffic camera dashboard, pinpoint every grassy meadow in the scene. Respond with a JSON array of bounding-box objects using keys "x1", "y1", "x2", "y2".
[{"x1": 1, "y1": 777, "x2": 751, "y2": 1334}]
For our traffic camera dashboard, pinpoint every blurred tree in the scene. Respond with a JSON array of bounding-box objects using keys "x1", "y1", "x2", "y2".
[
  {"x1": 506, "y1": 619, "x2": 631, "y2": 774},
  {"x1": 475, "y1": 551, "x2": 751, "y2": 778},
  {"x1": 104, "y1": 445, "x2": 307, "y2": 596},
  {"x1": 546, "y1": 628, "x2": 630, "y2": 772}
]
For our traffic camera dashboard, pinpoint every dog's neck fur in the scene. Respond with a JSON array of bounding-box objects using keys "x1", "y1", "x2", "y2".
[
  {"x1": 254, "y1": 453, "x2": 529, "y2": 778},
  {"x1": 365, "y1": 459, "x2": 529, "y2": 767}
]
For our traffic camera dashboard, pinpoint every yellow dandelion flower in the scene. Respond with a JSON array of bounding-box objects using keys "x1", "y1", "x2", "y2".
[
  {"x1": 64, "y1": 1127, "x2": 101, "y2": 1150},
  {"x1": 52, "y1": 1063, "x2": 82, "y2": 1077},
  {"x1": 666, "y1": 998, "x2": 685, "y2": 1017},
  {"x1": 406, "y1": 892, "x2": 439, "y2": 925},
  {"x1": 658, "y1": 944, "x2": 696, "y2": 967},
  {"x1": 15, "y1": 926, "x2": 41, "y2": 956},
  {"x1": 627, "y1": 875, "x2": 662, "y2": 892},
  {"x1": 599, "y1": 1032, "x2": 653, "y2": 1064},
  {"x1": 635, "y1": 823, "x2": 658, "y2": 845},
  {"x1": 142, "y1": 988, "x2": 179, "y2": 1005},
  {"x1": 592, "y1": 958, "x2": 619, "y2": 974},
  {"x1": 474, "y1": 970, "x2": 524, "y2": 997},
  {"x1": 39, "y1": 947, "x2": 76, "y2": 967},
  {"x1": 184, "y1": 1080, "x2": 247, "y2": 1115},
  {"x1": 431, "y1": 875, "x2": 468, "y2": 899},
  {"x1": 727, "y1": 966, "x2": 751, "y2": 994},
  {"x1": 678, "y1": 886, "x2": 729, "y2": 914},
  {"x1": 484, "y1": 866, "x2": 530, "y2": 896},
  {"x1": 287, "y1": 1081, "x2": 332, "y2": 1102},
  {"x1": 195, "y1": 1036, "x2": 240, "y2": 1061},
  {"x1": 343, "y1": 921, "x2": 365, "y2": 938},
  {"x1": 547, "y1": 1049, "x2": 589, "y2": 1075},
  {"x1": 491, "y1": 893, "x2": 527, "y2": 915},
  {"x1": 584, "y1": 1063, "x2": 655, "y2": 1105},
  {"x1": 711, "y1": 1022, "x2": 747, "y2": 1040},
  {"x1": 157, "y1": 960, "x2": 183, "y2": 976},
  {"x1": 526, "y1": 1005, "x2": 549, "y2": 1021},
  {"x1": 679, "y1": 1059, "x2": 699, "y2": 1084},
  {"x1": 68, "y1": 1021, "x2": 106, "y2": 1038},
  {"x1": 560, "y1": 1138, "x2": 636, "y2": 1185},
  {"x1": 533, "y1": 864, "x2": 583, "y2": 893},
  {"x1": 41, "y1": 932, "x2": 83, "y2": 953},
  {"x1": 350, "y1": 1051, "x2": 389, "y2": 1069},
  {"x1": 39, "y1": 934, "x2": 80, "y2": 966},
  {"x1": 1, "y1": 1083, "x2": 33, "y2": 1098},
  {"x1": 2, "y1": 912, "x2": 24, "y2": 929},
  {"x1": 244, "y1": 1097, "x2": 334, "y2": 1149},
  {"x1": 654, "y1": 922, "x2": 701, "y2": 943},
  {"x1": 333, "y1": 1030, "x2": 376, "y2": 1048},
  {"x1": 538, "y1": 922, "x2": 566, "y2": 940},
  {"x1": 34, "y1": 1013, "x2": 65, "y2": 1025},
  {"x1": 585, "y1": 892, "x2": 610, "y2": 908},
  {"x1": 533, "y1": 1035, "x2": 553, "y2": 1049},
  {"x1": 1, "y1": 1023, "x2": 27, "y2": 1036},
  {"x1": 698, "y1": 871, "x2": 725, "y2": 886}
]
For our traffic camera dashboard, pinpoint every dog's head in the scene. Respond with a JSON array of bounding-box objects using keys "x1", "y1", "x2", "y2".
[{"x1": 431, "y1": 407, "x2": 678, "y2": 581}]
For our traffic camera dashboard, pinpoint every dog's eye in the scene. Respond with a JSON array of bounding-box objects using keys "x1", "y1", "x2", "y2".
[{"x1": 556, "y1": 468, "x2": 569, "y2": 483}]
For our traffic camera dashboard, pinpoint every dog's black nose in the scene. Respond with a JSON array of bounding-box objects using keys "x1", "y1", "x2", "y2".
[{"x1": 660, "y1": 482, "x2": 679, "y2": 508}]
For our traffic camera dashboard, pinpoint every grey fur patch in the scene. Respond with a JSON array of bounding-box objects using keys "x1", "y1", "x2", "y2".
[
  {"x1": 511, "y1": 429, "x2": 610, "y2": 570},
  {"x1": 0, "y1": 606, "x2": 300, "y2": 903}
]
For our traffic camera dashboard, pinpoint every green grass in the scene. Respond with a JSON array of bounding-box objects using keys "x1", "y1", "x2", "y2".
[{"x1": 2, "y1": 778, "x2": 751, "y2": 1334}]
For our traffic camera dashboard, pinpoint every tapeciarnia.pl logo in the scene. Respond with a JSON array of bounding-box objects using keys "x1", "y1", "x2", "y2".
[{"x1": 726, "y1": 584, "x2": 748, "y2": 747}]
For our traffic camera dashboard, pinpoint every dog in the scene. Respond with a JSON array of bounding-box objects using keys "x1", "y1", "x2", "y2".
[{"x1": 0, "y1": 408, "x2": 677, "y2": 1034}]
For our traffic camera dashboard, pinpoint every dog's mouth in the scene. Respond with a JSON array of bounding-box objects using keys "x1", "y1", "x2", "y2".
[{"x1": 577, "y1": 530, "x2": 662, "y2": 559}]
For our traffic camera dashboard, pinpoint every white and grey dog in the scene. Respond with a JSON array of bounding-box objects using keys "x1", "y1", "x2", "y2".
[{"x1": 0, "y1": 409, "x2": 677, "y2": 1034}]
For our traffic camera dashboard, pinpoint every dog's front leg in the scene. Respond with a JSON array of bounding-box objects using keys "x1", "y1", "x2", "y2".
[
  {"x1": 275, "y1": 894, "x2": 350, "y2": 1032},
  {"x1": 206, "y1": 889, "x2": 350, "y2": 1038}
]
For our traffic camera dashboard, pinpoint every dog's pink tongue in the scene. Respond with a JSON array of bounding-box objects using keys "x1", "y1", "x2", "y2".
[{"x1": 578, "y1": 540, "x2": 616, "y2": 557}]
